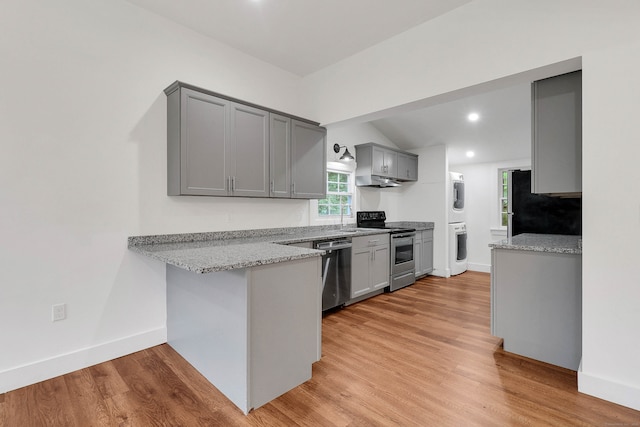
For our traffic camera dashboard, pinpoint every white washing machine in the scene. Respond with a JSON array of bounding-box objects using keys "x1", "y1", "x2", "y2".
[
  {"x1": 448, "y1": 172, "x2": 465, "y2": 223},
  {"x1": 449, "y1": 222, "x2": 468, "y2": 276}
]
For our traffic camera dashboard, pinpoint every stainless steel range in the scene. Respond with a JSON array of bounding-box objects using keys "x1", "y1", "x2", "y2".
[{"x1": 356, "y1": 211, "x2": 416, "y2": 291}]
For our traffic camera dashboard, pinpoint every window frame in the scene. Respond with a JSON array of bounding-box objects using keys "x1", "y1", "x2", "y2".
[
  {"x1": 498, "y1": 168, "x2": 509, "y2": 229},
  {"x1": 318, "y1": 167, "x2": 354, "y2": 218}
]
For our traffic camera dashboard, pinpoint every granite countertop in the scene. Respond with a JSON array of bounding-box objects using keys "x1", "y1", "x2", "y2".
[
  {"x1": 385, "y1": 221, "x2": 434, "y2": 231},
  {"x1": 489, "y1": 233, "x2": 582, "y2": 255},
  {"x1": 128, "y1": 225, "x2": 392, "y2": 274}
]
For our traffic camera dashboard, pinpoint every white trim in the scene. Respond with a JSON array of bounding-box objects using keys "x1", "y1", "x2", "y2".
[
  {"x1": 0, "y1": 327, "x2": 166, "y2": 394},
  {"x1": 490, "y1": 227, "x2": 507, "y2": 237},
  {"x1": 327, "y1": 161, "x2": 355, "y2": 173},
  {"x1": 579, "y1": 369, "x2": 640, "y2": 411},
  {"x1": 498, "y1": 167, "x2": 509, "y2": 228},
  {"x1": 432, "y1": 268, "x2": 450, "y2": 278},
  {"x1": 310, "y1": 162, "x2": 356, "y2": 225},
  {"x1": 468, "y1": 262, "x2": 491, "y2": 273}
]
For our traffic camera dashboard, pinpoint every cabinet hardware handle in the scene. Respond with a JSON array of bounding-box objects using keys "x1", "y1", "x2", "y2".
[
  {"x1": 227, "y1": 176, "x2": 231, "y2": 192},
  {"x1": 270, "y1": 180, "x2": 274, "y2": 192},
  {"x1": 232, "y1": 176, "x2": 236, "y2": 192},
  {"x1": 292, "y1": 182, "x2": 295, "y2": 194}
]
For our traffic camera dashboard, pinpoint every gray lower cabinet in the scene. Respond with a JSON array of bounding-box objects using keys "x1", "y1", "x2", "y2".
[
  {"x1": 414, "y1": 236, "x2": 422, "y2": 277},
  {"x1": 166, "y1": 82, "x2": 326, "y2": 200},
  {"x1": 291, "y1": 120, "x2": 327, "y2": 199},
  {"x1": 167, "y1": 87, "x2": 269, "y2": 197},
  {"x1": 532, "y1": 70, "x2": 582, "y2": 195},
  {"x1": 491, "y1": 248, "x2": 582, "y2": 370},
  {"x1": 351, "y1": 234, "x2": 390, "y2": 298},
  {"x1": 421, "y1": 229, "x2": 434, "y2": 275},
  {"x1": 414, "y1": 229, "x2": 434, "y2": 277}
]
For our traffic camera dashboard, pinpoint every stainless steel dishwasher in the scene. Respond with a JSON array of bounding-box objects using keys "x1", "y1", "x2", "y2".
[{"x1": 314, "y1": 238, "x2": 352, "y2": 312}]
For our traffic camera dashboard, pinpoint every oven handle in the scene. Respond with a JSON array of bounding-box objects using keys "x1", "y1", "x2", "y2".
[{"x1": 392, "y1": 233, "x2": 415, "y2": 240}]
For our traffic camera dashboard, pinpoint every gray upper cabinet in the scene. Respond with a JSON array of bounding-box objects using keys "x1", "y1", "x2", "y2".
[
  {"x1": 270, "y1": 114, "x2": 291, "y2": 198},
  {"x1": 372, "y1": 146, "x2": 397, "y2": 177},
  {"x1": 229, "y1": 103, "x2": 270, "y2": 197},
  {"x1": 532, "y1": 70, "x2": 582, "y2": 195},
  {"x1": 397, "y1": 152, "x2": 418, "y2": 181},
  {"x1": 355, "y1": 142, "x2": 418, "y2": 183},
  {"x1": 291, "y1": 120, "x2": 327, "y2": 199},
  {"x1": 167, "y1": 87, "x2": 269, "y2": 197},
  {"x1": 165, "y1": 81, "x2": 325, "y2": 200},
  {"x1": 170, "y1": 88, "x2": 230, "y2": 196}
]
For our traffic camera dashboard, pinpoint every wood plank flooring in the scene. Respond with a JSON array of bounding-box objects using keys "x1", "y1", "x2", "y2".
[{"x1": 2, "y1": 271, "x2": 639, "y2": 426}]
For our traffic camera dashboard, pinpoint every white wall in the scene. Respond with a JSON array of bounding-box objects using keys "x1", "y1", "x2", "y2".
[
  {"x1": 579, "y1": 40, "x2": 640, "y2": 410},
  {"x1": 397, "y1": 145, "x2": 449, "y2": 277},
  {"x1": 0, "y1": 0, "x2": 306, "y2": 392},
  {"x1": 453, "y1": 159, "x2": 529, "y2": 272},
  {"x1": 300, "y1": 0, "x2": 640, "y2": 410}
]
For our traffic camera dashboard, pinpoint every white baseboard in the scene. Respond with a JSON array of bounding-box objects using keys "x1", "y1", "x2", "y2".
[
  {"x1": 0, "y1": 327, "x2": 167, "y2": 394},
  {"x1": 431, "y1": 268, "x2": 449, "y2": 278},
  {"x1": 578, "y1": 369, "x2": 640, "y2": 411},
  {"x1": 468, "y1": 262, "x2": 491, "y2": 273}
]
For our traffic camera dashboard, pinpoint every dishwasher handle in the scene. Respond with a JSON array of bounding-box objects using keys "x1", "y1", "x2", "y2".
[{"x1": 315, "y1": 241, "x2": 352, "y2": 251}]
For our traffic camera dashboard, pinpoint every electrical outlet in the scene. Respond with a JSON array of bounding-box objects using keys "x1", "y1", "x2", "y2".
[{"x1": 52, "y1": 303, "x2": 66, "y2": 322}]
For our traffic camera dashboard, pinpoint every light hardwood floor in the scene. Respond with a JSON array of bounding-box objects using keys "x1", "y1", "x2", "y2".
[{"x1": 1, "y1": 271, "x2": 638, "y2": 426}]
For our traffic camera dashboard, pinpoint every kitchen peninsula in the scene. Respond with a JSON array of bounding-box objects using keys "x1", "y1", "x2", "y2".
[
  {"x1": 128, "y1": 225, "x2": 388, "y2": 414},
  {"x1": 489, "y1": 234, "x2": 582, "y2": 370}
]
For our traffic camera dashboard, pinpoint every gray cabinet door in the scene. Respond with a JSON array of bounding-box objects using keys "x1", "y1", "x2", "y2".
[
  {"x1": 422, "y1": 230, "x2": 433, "y2": 274},
  {"x1": 372, "y1": 146, "x2": 386, "y2": 175},
  {"x1": 397, "y1": 153, "x2": 418, "y2": 181},
  {"x1": 351, "y1": 246, "x2": 372, "y2": 298},
  {"x1": 372, "y1": 147, "x2": 397, "y2": 177},
  {"x1": 532, "y1": 71, "x2": 582, "y2": 194},
  {"x1": 270, "y1": 113, "x2": 291, "y2": 198},
  {"x1": 414, "y1": 236, "x2": 422, "y2": 277},
  {"x1": 371, "y1": 245, "x2": 390, "y2": 290},
  {"x1": 229, "y1": 103, "x2": 270, "y2": 197},
  {"x1": 178, "y1": 88, "x2": 230, "y2": 196},
  {"x1": 291, "y1": 120, "x2": 326, "y2": 199}
]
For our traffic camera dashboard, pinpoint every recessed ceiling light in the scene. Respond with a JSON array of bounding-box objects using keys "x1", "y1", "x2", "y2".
[
  {"x1": 467, "y1": 112, "x2": 480, "y2": 122},
  {"x1": 466, "y1": 151, "x2": 475, "y2": 158}
]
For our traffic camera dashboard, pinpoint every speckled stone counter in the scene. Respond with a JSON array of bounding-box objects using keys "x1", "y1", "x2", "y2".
[
  {"x1": 128, "y1": 225, "x2": 390, "y2": 274},
  {"x1": 489, "y1": 233, "x2": 582, "y2": 255},
  {"x1": 385, "y1": 221, "x2": 434, "y2": 231}
]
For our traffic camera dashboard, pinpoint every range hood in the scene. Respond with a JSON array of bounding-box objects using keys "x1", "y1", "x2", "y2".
[{"x1": 355, "y1": 175, "x2": 401, "y2": 188}]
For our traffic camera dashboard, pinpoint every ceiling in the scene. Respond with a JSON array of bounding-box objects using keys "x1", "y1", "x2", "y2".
[
  {"x1": 370, "y1": 83, "x2": 532, "y2": 165},
  {"x1": 127, "y1": 0, "x2": 531, "y2": 166},
  {"x1": 125, "y1": 0, "x2": 472, "y2": 77}
]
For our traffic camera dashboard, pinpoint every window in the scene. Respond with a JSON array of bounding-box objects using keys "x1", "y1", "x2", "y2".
[
  {"x1": 499, "y1": 169, "x2": 509, "y2": 227},
  {"x1": 318, "y1": 170, "x2": 353, "y2": 217}
]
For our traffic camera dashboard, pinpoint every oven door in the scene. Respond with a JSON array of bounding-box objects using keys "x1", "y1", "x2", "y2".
[{"x1": 391, "y1": 233, "x2": 415, "y2": 275}]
